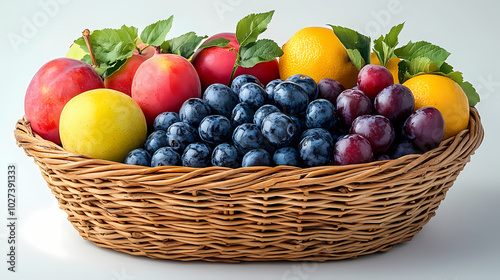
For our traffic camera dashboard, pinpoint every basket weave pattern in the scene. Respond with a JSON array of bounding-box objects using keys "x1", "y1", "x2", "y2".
[{"x1": 14, "y1": 108, "x2": 483, "y2": 262}]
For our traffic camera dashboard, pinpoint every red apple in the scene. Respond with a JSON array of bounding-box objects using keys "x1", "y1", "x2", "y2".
[
  {"x1": 104, "y1": 43, "x2": 155, "y2": 96},
  {"x1": 191, "y1": 33, "x2": 280, "y2": 90},
  {"x1": 24, "y1": 58, "x2": 104, "y2": 144},
  {"x1": 131, "y1": 53, "x2": 201, "y2": 126}
]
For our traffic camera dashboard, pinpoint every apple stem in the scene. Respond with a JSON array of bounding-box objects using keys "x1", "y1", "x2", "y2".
[
  {"x1": 82, "y1": 29, "x2": 98, "y2": 68},
  {"x1": 228, "y1": 63, "x2": 238, "y2": 86},
  {"x1": 155, "y1": 46, "x2": 162, "y2": 55},
  {"x1": 228, "y1": 49, "x2": 240, "y2": 86}
]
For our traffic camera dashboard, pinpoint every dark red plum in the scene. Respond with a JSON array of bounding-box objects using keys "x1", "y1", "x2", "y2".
[
  {"x1": 357, "y1": 64, "x2": 394, "y2": 99},
  {"x1": 403, "y1": 107, "x2": 445, "y2": 152}
]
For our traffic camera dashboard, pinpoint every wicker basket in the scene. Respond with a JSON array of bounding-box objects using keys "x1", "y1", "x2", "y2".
[{"x1": 14, "y1": 108, "x2": 483, "y2": 262}]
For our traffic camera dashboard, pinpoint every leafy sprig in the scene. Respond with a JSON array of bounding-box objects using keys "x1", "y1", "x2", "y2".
[
  {"x1": 395, "y1": 40, "x2": 479, "y2": 106},
  {"x1": 372, "y1": 22, "x2": 404, "y2": 67},
  {"x1": 72, "y1": 17, "x2": 206, "y2": 78},
  {"x1": 329, "y1": 22, "x2": 479, "y2": 106},
  {"x1": 198, "y1": 10, "x2": 283, "y2": 85}
]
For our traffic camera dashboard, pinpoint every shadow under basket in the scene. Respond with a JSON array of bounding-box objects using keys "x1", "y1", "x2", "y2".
[{"x1": 14, "y1": 108, "x2": 484, "y2": 262}]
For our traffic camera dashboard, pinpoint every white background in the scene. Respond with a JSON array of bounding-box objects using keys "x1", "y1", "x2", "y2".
[{"x1": 1, "y1": 0, "x2": 499, "y2": 279}]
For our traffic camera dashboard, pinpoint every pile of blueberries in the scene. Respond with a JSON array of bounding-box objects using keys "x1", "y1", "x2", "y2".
[{"x1": 124, "y1": 71, "x2": 425, "y2": 168}]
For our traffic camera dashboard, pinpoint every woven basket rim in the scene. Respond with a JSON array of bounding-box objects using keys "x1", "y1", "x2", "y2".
[{"x1": 14, "y1": 107, "x2": 484, "y2": 181}]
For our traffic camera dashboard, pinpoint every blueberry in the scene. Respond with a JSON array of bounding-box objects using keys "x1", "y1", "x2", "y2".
[
  {"x1": 286, "y1": 74, "x2": 319, "y2": 100},
  {"x1": 151, "y1": 147, "x2": 181, "y2": 167},
  {"x1": 299, "y1": 134, "x2": 333, "y2": 167},
  {"x1": 231, "y1": 74, "x2": 260, "y2": 95},
  {"x1": 179, "y1": 98, "x2": 211, "y2": 127},
  {"x1": 144, "y1": 130, "x2": 168, "y2": 154},
  {"x1": 305, "y1": 99, "x2": 337, "y2": 130},
  {"x1": 253, "y1": 104, "x2": 280, "y2": 128},
  {"x1": 289, "y1": 115, "x2": 305, "y2": 146},
  {"x1": 232, "y1": 123, "x2": 263, "y2": 154},
  {"x1": 166, "y1": 122, "x2": 199, "y2": 152},
  {"x1": 331, "y1": 124, "x2": 349, "y2": 142},
  {"x1": 153, "y1": 112, "x2": 180, "y2": 131},
  {"x1": 211, "y1": 143, "x2": 241, "y2": 168},
  {"x1": 198, "y1": 115, "x2": 232, "y2": 145},
  {"x1": 203, "y1": 83, "x2": 239, "y2": 118},
  {"x1": 273, "y1": 81, "x2": 309, "y2": 115},
  {"x1": 290, "y1": 114, "x2": 307, "y2": 133},
  {"x1": 273, "y1": 147, "x2": 300, "y2": 166},
  {"x1": 261, "y1": 112, "x2": 297, "y2": 148},
  {"x1": 182, "y1": 142, "x2": 212, "y2": 167},
  {"x1": 375, "y1": 154, "x2": 392, "y2": 161},
  {"x1": 242, "y1": 149, "x2": 272, "y2": 167},
  {"x1": 238, "y1": 82, "x2": 267, "y2": 109},
  {"x1": 124, "y1": 148, "x2": 151, "y2": 166},
  {"x1": 300, "y1": 128, "x2": 335, "y2": 147},
  {"x1": 390, "y1": 140, "x2": 422, "y2": 159},
  {"x1": 231, "y1": 103, "x2": 255, "y2": 127},
  {"x1": 264, "y1": 78, "x2": 283, "y2": 103}
]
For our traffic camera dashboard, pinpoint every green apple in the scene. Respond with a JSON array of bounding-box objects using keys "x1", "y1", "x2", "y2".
[
  {"x1": 59, "y1": 88, "x2": 147, "y2": 162},
  {"x1": 65, "y1": 43, "x2": 87, "y2": 60}
]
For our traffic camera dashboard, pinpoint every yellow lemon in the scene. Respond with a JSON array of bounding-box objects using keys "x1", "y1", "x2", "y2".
[{"x1": 279, "y1": 27, "x2": 359, "y2": 88}]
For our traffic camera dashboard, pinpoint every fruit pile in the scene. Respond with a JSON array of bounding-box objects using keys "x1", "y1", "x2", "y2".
[
  {"x1": 125, "y1": 64, "x2": 441, "y2": 168},
  {"x1": 22, "y1": 11, "x2": 480, "y2": 169}
]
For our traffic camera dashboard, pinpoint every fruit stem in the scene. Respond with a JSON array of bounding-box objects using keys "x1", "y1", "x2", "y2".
[
  {"x1": 228, "y1": 63, "x2": 238, "y2": 86},
  {"x1": 155, "y1": 46, "x2": 162, "y2": 55},
  {"x1": 82, "y1": 29, "x2": 98, "y2": 68},
  {"x1": 228, "y1": 49, "x2": 240, "y2": 86}
]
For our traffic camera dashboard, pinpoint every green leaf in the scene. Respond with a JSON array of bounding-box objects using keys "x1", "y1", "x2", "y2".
[
  {"x1": 399, "y1": 58, "x2": 465, "y2": 86},
  {"x1": 74, "y1": 25, "x2": 137, "y2": 77},
  {"x1": 408, "y1": 57, "x2": 439, "y2": 74},
  {"x1": 198, "y1": 38, "x2": 231, "y2": 49},
  {"x1": 395, "y1": 41, "x2": 427, "y2": 58},
  {"x1": 397, "y1": 57, "x2": 438, "y2": 83},
  {"x1": 439, "y1": 63, "x2": 464, "y2": 85},
  {"x1": 164, "y1": 32, "x2": 207, "y2": 59},
  {"x1": 238, "y1": 39, "x2": 283, "y2": 68},
  {"x1": 91, "y1": 28, "x2": 136, "y2": 63},
  {"x1": 120, "y1": 25, "x2": 138, "y2": 42},
  {"x1": 460, "y1": 81, "x2": 480, "y2": 106},
  {"x1": 397, "y1": 60, "x2": 409, "y2": 83},
  {"x1": 140, "y1": 16, "x2": 173, "y2": 46},
  {"x1": 373, "y1": 40, "x2": 392, "y2": 66},
  {"x1": 444, "y1": 71, "x2": 464, "y2": 84},
  {"x1": 101, "y1": 59, "x2": 127, "y2": 79},
  {"x1": 384, "y1": 22, "x2": 404, "y2": 48},
  {"x1": 80, "y1": 55, "x2": 105, "y2": 76},
  {"x1": 373, "y1": 23, "x2": 404, "y2": 66},
  {"x1": 395, "y1": 41, "x2": 450, "y2": 67},
  {"x1": 329, "y1": 25, "x2": 371, "y2": 69},
  {"x1": 236, "y1": 10, "x2": 274, "y2": 47},
  {"x1": 439, "y1": 61, "x2": 454, "y2": 74},
  {"x1": 160, "y1": 40, "x2": 170, "y2": 54},
  {"x1": 346, "y1": 49, "x2": 365, "y2": 70}
]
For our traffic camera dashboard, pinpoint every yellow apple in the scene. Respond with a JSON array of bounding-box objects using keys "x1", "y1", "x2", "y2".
[{"x1": 59, "y1": 89, "x2": 147, "y2": 162}]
